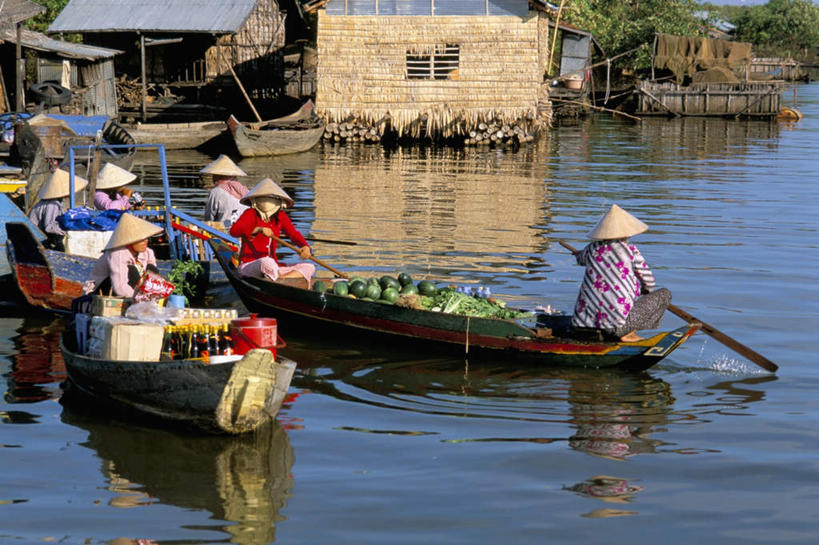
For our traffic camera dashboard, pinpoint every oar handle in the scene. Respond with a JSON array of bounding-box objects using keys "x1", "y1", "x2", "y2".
[
  {"x1": 558, "y1": 239, "x2": 778, "y2": 372},
  {"x1": 271, "y1": 234, "x2": 349, "y2": 279}
]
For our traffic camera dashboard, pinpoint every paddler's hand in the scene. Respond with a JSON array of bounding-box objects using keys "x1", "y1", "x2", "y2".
[
  {"x1": 298, "y1": 245, "x2": 312, "y2": 260},
  {"x1": 259, "y1": 227, "x2": 274, "y2": 238}
]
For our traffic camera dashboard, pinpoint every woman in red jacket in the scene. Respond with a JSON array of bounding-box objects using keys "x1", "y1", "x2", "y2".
[{"x1": 229, "y1": 178, "x2": 315, "y2": 283}]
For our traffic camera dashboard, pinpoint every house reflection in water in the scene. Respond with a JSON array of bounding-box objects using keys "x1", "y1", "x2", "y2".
[{"x1": 309, "y1": 142, "x2": 553, "y2": 279}]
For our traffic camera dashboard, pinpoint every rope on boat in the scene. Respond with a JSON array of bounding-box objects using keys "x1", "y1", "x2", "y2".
[{"x1": 465, "y1": 316, "x2": 470, "y2": 354}]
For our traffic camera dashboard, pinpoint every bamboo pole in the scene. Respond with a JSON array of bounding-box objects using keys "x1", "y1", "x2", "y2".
[
  {"x1": 228, "y1": 63, "x2": 263, "y2": 123},
  {"x1": 550, "y1": 97, "x2": 642, "y2": 121},
  {"x1": 547, "y1": 0, "x2": 567, "y2": 77}
]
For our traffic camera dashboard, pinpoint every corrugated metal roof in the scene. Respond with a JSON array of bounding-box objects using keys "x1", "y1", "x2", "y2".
[
  {"x1": 0, "y1": 0, "x2": 45, "y2": 27},
  {"x1": 0, "y1": 26, "x2": 121, "y2": 60},
  {"x1": 325, "y1": 0, "x2": 529, "y2": 17},
  {"x1": 48, "y1": 0, "x2": 259, "y2": 34}
]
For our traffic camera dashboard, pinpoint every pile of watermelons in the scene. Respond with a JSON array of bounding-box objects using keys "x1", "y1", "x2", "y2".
[
  {"x1": 311, "y1": 273, "x2": 532, "y2": 320},
  {"x1": 312, "y1": 273, "x2": 436, "y2": 304}
]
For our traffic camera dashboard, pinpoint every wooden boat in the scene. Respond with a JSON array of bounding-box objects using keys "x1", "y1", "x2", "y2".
[
  {"x1": 226, "y1": 100, "x2": 326, "y2": 157},
  {"x1": 209, "y1": 240, "x2": 700, "y2": 371},
  {"x1": 4, "y1": 220, "x2": 228, "y2": 312},
  {"x1": 124, "y1": 119, "x2": 228, "y2": 150},
  {"x1": 2, "y1": 144, "x2": 238, "y2": 312},
  {"x1": 14, "y1": 113, "x2": 136, "y2": 171},
  {"x1": 60, "y1": 330, "x2": 297, "y2": 434}
]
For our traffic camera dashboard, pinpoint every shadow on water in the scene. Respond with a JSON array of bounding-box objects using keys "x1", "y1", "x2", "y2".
[{"x1": 59, "y1": 409, "x2": 294, "y2": 545}]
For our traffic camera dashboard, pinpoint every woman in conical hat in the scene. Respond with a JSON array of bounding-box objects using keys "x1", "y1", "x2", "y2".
[
  {"x1": 570, "y1": 204, "x2": 671, "y2": 342},
  {"x1": 229, "y1": 177, "x2": 315, "y2": 284},
  {"x1": 201, "y1": 154, "x2": 249, "y2": 224},
  {"x1": 93, "y1": 163, "x2": 141, "y2": 211},
  {"x1": 82, "y1": 213, "x2": 163, "y2": 298},
  {"x1": 28, "y1": 169, "x2": 88, "y2": 251}
]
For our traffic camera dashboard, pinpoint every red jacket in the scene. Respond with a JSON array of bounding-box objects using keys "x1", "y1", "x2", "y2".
[{"x1": 229, "y1": 208, "x2": 309, "y2": 264}]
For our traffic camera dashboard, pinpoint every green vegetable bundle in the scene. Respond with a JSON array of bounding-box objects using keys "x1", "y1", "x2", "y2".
[{"x1": 417, "y1": 288, "x2": 532, "y2": 320}]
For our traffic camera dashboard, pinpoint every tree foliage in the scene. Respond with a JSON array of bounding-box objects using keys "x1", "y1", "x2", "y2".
[
  {"x1": 25, "y1": 0, "x2": 70, "y2": 33},
  {"x1": 562, "y1": 0, "x2": 703, "y2": 72},
  {"x1": 728, "y1": 0, "x2": 819, "y2": 57}
]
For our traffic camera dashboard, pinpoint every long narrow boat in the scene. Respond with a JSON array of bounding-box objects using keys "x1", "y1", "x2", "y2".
[
  {"x1": 5, "y1": 221, "x2": 227, "y2": 311},
  {"x1": 60, "y1": 330, "x2": 296, "y2": 434},
  {"x1": 124, "y1": 119, "x2": 229, "y2": 150},
  {"x1": 209, "y1": 241, "x2": 700, "y2": 370},
  {"x1": 3, "y1": 143, "x2": 239, "y2": 312},
  {"x1": 226, "y1": 100, "x2": 325, "y2": 157}
]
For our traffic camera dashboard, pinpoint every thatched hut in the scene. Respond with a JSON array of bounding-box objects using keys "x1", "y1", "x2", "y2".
[
  {"x1": 47, "y1": 0, "x2": 290, "y2": 121},
  {"x1": 314, "y1": 0, "x2": 555, "y2": 145}
]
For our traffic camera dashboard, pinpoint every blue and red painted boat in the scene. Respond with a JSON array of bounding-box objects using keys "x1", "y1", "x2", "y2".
[
  {"x1": 209, "y1": 240, "x2": 699, "y2": 370},
  {"x1": 3, "y1": 143, "x2": 236, "y2": 312}
]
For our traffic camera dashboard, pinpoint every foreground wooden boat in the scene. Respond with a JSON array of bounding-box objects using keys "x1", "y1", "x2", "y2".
[
  {"x1": 210, "y1": 241, "x2": 699, "y2": 370},
  {"x1": 226, "y1": 101, "x2": 325, "y2": 157},
  {"x1": 60, "y1": 330, "x2": 296, "y2": 434},
  {"x1": 5, "y1": 221, "x2": 227, "y2": 312}
]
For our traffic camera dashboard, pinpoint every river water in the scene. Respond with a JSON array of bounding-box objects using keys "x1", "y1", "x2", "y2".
[{"x1": 2, "y1": 83, "x2": 818, "y2": 544}]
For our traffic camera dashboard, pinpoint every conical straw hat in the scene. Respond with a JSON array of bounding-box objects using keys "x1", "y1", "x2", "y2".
[
  {"x1": 240, "y1": 177, "x2": 294, "y2": 208},
  {"x1": 200, "y1": 154, "x2": 247, "y2": 177},
  {"x1": 38, "y1": 169, "x2": 88, "y2": 200},
  {"x1": 96, "y1": 163, "x2": 137, "y2": 190},
  {"x1": 588, "y1": 204, "x2": 649, "y2": 240},
  {"x1": 104, "y1": 213, "x2": 163, "y2": 250}
]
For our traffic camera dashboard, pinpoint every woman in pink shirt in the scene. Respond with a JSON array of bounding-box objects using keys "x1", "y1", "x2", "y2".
[
  {"x1": 83, "y1": 213, "x2": 163, "y2": 297},
  {"x1": 93, "y1": 163, "x2": 142, "y2": 211}
]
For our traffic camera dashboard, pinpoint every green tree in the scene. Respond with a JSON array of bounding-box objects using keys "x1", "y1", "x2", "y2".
[
  {"x1": 562, "y1": 0, "x2": 703, "y2": 72},
  {"x1": 25, "y1": 0, "x2": 70, "y2": 33},
  {"x1": 732, "y1": 0, "x2": 819, "y2": 57}
]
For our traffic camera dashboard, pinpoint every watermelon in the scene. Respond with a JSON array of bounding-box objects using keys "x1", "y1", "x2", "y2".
[
  {"x1": 380, "y1": 287, "x2": 399, "y2": 303},
  {"x1": 400, "y1": 283, "x2": 419, "y2": 295},
  {"x1": 333, "y1": 281, "x2": 349, "y2": 297},
  {"x1": 417, "y1": 280, "x2": 437, "y2": 296},
  {"x1": 379, "y1": 275, "x2": 401, "y2": 290},
  {"x1": 365, "y1": 283, "x2": 381, "y2": 300},
  {"x1": 349, "y1": 280, "x2": 368, "y2": 298},
  {"x1": 397, "y1": 272, "x2": 413, "y2": 286},
  {"x1": 312, "y1": 280, "x2": 328, "y2": 292}
]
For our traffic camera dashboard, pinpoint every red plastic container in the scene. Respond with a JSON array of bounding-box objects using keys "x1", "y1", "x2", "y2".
[{"x1": 229, "y1": 314, "x2": 285, "y2": 357}]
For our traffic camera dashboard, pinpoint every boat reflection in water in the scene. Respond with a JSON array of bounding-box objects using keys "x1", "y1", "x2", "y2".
[
  {"x1": 60, "y1": 409, "x2": 294, "y2": 545},
  {"x1": 5, "y1": 317, "x2": 66, "y2": 405}
]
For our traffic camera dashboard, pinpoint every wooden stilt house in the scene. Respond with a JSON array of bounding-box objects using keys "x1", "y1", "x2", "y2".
[
  {"x1": 314, "y1": 0, "x2": 555, "y2": 145},
  {"x1": 0, "y1": 0, "x2": 45, "y2": 112},
  {"x1": 0, "y1": 27, "x2": 121, "y2": 117},
  {"x1": 47, "y1": 0, "x2": 288, "y2": 121}
]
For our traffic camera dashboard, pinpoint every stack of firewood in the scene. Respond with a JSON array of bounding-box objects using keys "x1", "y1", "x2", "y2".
[
  {"x1": 463, "y1": 121, "x2": 537, "y2": 146},
  {"x1": 116, "y1": 76, "x2": 154, "y2": 108},
  {"x1": 323, "y1": 120, "x2": 382, "y2": 143}
]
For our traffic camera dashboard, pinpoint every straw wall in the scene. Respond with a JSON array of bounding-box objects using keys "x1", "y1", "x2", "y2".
[
  {"x1": 316, "y1": 12, "x2": 544, "y2": 138},
  {"x1": 206, "y1": 0, "x2": 285, "y2": 77}
]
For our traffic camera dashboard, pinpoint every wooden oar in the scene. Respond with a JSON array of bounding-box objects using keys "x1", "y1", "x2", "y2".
[
  {"x1": 305, "y1": 236, "x2": 357, "y2": 246},
  {"x1": 271, "y1": 234, "x2": 349, "y2": 279},
  {"x1": 559, "y1": 240, "x2": 778, "y2": 372}
]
